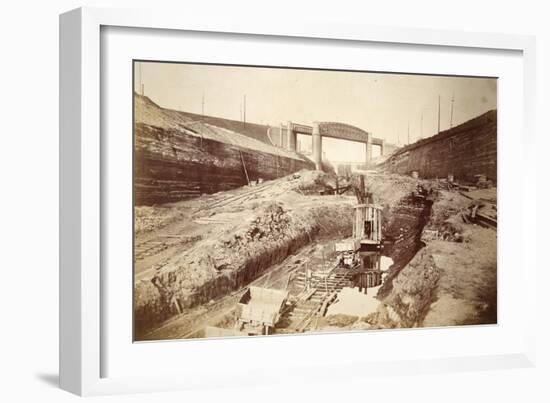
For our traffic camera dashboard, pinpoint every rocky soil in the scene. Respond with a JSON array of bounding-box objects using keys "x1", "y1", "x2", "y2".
[
  {"x1": 134, "y1": 171, "x2": 350, "y2": 337},
  {"x1": 135, "y1": 169, "x2": 497, "y2": 339},
  {"x1": 308, "y1": 187, "x2": 497, "y2": 332},
  {"x1": 134, "y1": 170, "x2": 419, "y2": 339},
  {"x1": 370, "y1": 188, "x2": 497, "y2": 329}
]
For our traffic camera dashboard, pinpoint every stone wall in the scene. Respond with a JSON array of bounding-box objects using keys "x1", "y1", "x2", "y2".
[
  {"x1": 135, "y1": 123, "x2": 314, "y2": 205},
  {"x1": 384, "y1": 110, "x2": 497, "y2": 183}
]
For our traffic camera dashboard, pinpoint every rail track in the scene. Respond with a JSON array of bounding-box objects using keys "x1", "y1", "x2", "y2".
[{"x1": 276, "y1": 267, "x2": 357, "y2": 333}]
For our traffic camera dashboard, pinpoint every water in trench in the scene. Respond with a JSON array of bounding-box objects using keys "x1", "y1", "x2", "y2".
[
  {"x1": 174, "y1": 191, "x2": 433, "y2": 337},
  {"x1": 326, "y1": 193, "x2": 434, "y2": 318},
  {"x1": 326, "y1": 254, "x2": 393, "y2": 317}
]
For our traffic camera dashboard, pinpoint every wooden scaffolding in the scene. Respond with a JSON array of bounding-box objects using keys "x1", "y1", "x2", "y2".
[{"x1": 352, "y1": 203, "x2": 383, "y2": 249}]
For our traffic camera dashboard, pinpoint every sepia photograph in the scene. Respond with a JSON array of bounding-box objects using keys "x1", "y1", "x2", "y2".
[{"x1": 133, "y1": 61, "x2": 497, "y2": 341}]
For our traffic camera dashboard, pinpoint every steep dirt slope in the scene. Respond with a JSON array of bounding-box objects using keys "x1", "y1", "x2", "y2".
[
  {"x1": 134, "y1": 171, "x2": 419, "y2": 338},
  {"x1": 371, "y1": 189, "x2": 497, "y2": 328},
  {"x1": 134, "y1": 95, "x2": 314, "y2": 205}
]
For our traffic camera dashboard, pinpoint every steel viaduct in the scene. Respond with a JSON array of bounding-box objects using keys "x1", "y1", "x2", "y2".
[{"x1": 272, "y1": 121, "x2": 386, "y2": 170}]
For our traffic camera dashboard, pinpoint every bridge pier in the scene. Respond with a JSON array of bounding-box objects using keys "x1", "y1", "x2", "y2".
[
  {"x1": 312, "y1": 122, "x2": 322, "y2": 170},
  {"x1": 286, "y1": 121, "x2": 297, "y2": 151},
  {"x1": 280, "y1": 121, "x2": 379, "y2": 169},
  {"x1": 365, "y1": 132, "x2": 373, "y2": 166}
]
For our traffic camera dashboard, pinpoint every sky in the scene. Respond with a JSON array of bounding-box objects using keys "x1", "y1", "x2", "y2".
[{"x1": 134, "y1": 61, "x2": 497, "y2": 163}]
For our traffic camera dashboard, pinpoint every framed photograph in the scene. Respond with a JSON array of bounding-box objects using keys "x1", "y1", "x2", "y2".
[{"x1": 60, "y1": 7, "x2": 537, "y2": 396}]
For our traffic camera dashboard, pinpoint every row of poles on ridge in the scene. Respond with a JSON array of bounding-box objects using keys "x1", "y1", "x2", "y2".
[
  {"x1": 401, "y1": 94, "x2": 455, "y2": 146},
  {"x1": 139, "y1": 63, "x2": 458, "y2": 146}
]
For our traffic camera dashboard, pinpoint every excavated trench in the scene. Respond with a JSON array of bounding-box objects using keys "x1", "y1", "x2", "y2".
[
  {"x1": 378, "y1": 194, "x2": 434, "y2": 299},
  {"x1": 135, "y1": 179, "x2": 435, "y2": 340},
  {"x1": 301, "y1": 194, "x2": 435, "y2": 332},
  {"x1": 134, "y1": 202, "x2": 354, "y2": 339}
]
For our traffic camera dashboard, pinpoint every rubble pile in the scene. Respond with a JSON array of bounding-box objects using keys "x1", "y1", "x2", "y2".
[
  {"x1": 371, "y1": 187, "x2": 496, "y2": 329},
  {"x1": 134, "y1": 172, "x2": 357, "y2": 337},
  {"x1": 220, "y1": 203, "x2": 293, "y2": 250},
  {"x1": 134, "y1": 167, "x2": 497, "y2": 338}
]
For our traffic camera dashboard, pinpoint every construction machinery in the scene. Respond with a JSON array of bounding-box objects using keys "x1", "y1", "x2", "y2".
[
  {"x1": 334, "y1": 174, "x2": 384, "y2": 269},
  {"x1": 236, "y1": 286, "x2": 289, "y2": 335}
]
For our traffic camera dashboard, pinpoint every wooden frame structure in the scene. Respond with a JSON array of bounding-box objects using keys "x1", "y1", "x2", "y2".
[{"x1": 352, "y1": 204, "x2": 383, "y2": 248}]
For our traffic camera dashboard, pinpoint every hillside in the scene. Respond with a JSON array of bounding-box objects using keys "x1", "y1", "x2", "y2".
[
  {"x1": 173, "y1": 109, "x2": 275, "y2": 145},
  {"x1": 135, "y1": 94, "x2": 296, "y2": 158},
  {"x1": 134, "y1": 94, "x2": 314, "y2": 205}
]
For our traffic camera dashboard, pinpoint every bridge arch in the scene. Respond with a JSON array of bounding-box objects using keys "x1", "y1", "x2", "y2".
[{"x1": 280, "y1": 121, "x2": 386, "y2": 170}]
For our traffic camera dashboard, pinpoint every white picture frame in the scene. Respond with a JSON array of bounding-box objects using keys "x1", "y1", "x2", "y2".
[{"x1": 59, "y1": 6, "x2": 537, "y2": 396}]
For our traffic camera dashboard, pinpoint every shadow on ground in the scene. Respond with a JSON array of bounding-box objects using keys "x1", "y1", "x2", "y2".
[{"x1": 35, "y1": 373, "x2": 59, "y2": 388}]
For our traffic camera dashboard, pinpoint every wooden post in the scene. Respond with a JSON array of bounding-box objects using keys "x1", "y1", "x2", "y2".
[
  {"x1": 438, "y1": 95, "x2": 441, "y2": 133},
  {"x1": 374, "y1": 209, "x2": 380, "y2": 242},
  {"x1": 239, "y1": 150, "x2": 250, "y2": 185},
  {"x1": 359, "y1": 175, "x2": 365, "y2": 203},
  {"x1": 378, "y1": 209, "x2": 381, "y2": 242},
  {"x1": 243, "y1": 94, "x2": 247, "y2": 128},
  {"x1": 379, "y1": 209, "x2": 382, "y2": 241}
]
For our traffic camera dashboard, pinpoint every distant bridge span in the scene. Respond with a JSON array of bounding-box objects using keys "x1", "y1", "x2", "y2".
[{"x1": 276, "y1": 121, "x2": 386, "y2": 170}]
